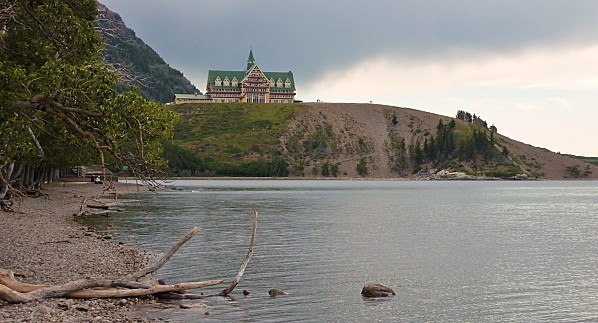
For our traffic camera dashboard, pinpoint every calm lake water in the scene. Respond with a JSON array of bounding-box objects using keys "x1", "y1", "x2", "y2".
[{"x1": 87, "y1": 180, "x2": 598, "y2": 322}]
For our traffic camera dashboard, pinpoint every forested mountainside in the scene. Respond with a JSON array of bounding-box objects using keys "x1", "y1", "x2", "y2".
[
  {"x1": 96, "y1": 2, "x2": 198, "y2": 103},
  {"x1": 165, "y1": 103, "x2": 598, "y2": 179}
]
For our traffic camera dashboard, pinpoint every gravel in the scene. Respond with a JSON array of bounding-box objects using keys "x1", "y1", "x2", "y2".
[{"x1": 0, "y1": 182, "x2": 164, "y2": 322}]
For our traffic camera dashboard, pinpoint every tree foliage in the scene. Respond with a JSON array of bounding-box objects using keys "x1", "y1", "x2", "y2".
[
  {"x1": 356, "y1": 157, "x2": 368, "y2": 176},
  {"x1": 565, "y1": 164, "x2": 593, "y2": 178},
  {"x1": 456, "y1": 109, "x2": 490, "y2": 129},
  {"x1": 1, "y1": 0, "x2": 176, "y2": 193},
  {"x1": 386, "y1": 116, "x2": 519, "y2": 177}
]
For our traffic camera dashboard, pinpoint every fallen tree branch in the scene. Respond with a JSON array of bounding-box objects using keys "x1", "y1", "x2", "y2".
[
  {"x1": 0, "y1": 214, "x2": 257, "y2": 303},
  {"x1": 160, "y1": 209, "x2": 259, "y2": 299},
  {"x1": 128, "y1": 226, "x2": 200, "y2": 280},
  {"x1": 0, "y1": 273, "x2": 223, "y2": 302},
  {"x1": 220, "y1": 209, "x2": 258, "y2": 296}
]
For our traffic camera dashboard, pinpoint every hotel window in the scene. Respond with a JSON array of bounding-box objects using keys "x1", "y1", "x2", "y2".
[
  {"x1": 232, "y1": 77, "x2": 238, "y2": 86},
  {"x1": 277, "y1": 78, "x2": 283, "y2": 88},
  {"x1": 269, "y1": 78, "x2": 275, "y2": 87},
  {"x1": 214, "y1": 76, "x2": 222, "y2": 86},
  {"x1": 285, "y1": 78, "x2": 291, "y2": 88},
  {"x1": 223, "y1": 77, "x2": 230, "y2": 86}
]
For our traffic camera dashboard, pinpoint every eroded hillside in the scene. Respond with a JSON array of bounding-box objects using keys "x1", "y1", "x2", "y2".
[
  {"x1": 281, "y1": 103, "x2": 598, "y2": 179},
  {"x1": 169, "y1": 102, "x2": 598, "y2": 179}
]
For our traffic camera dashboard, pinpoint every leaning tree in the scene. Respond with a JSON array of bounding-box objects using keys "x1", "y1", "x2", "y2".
[
  {"x1": 0, "y1": 0, "x2": 177, "y2": 201},
  {"x1": 0, "y1": 2, "x2": 261, "y2": 304}
]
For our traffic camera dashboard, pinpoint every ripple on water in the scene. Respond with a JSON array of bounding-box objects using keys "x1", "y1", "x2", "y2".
[{"x1": 92, "y1": 180, "x2": 598, "y2": 322}]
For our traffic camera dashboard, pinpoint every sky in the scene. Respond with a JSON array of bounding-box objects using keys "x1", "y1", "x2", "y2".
[{"x1": 100, "y1": 0, "x2": 598, "y2": 156}]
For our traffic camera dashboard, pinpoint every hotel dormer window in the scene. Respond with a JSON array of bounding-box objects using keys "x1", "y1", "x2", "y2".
[{"x1": 205, "y1": 51, "x2": 296, "y2": 103}]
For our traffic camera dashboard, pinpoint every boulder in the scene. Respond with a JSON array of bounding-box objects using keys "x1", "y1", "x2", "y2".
[
  {"x1": 361, "y1": 283, "x2": 395, "y2": 298},
  {"x1": 268, "y1": 288, "x2": 286, "y2": 297}
]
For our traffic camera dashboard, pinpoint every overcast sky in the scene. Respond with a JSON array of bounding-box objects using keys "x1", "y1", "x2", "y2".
[{"x1": 100, "y1": 0, "x2": 598, "y2": 156}]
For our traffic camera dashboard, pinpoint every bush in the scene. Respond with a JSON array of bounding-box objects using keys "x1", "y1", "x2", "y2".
[
  {"x1": 565, "y1": 165, "x2": 581, "y2": 178},
  {"x1": 356, "y1": 157, "x2": 368, "y2": 176}
]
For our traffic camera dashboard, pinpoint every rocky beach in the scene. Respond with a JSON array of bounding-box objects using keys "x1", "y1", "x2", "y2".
[{"x1": 0, "y1": 181, "x2": 157, "y2": 322}]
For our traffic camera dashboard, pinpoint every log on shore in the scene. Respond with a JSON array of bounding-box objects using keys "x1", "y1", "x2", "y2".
[{"x1": 0, "y1": 209, "x2": 259, "y2": 303}]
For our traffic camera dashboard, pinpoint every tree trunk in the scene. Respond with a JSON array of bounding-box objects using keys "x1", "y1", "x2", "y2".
[
  {"x1": 46, "y1": 167, "x2": 53, "y2": 184},
  {"x1": 0, "y1": 183, "x2": 7, "y2": 200},
  {"x1": 11, "y1": 162, "x2": 24, "y2": 182},
  {"x1": 28, "y1": 165, "x2": 35, "y2": 188},
  {"x1": 33, "y1": 164, "x2": 46, "y2": 188},
  {"x1": 0, "y1": 162, "x2": 15, "y2": 199},
  {"x1": 22, "y1": 165, "x2": 31, "y2": 189}
]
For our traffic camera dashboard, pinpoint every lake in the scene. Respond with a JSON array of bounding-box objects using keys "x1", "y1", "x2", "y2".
[{"x1": 87, "y1": 180, "x2": 598, "y2": 322}]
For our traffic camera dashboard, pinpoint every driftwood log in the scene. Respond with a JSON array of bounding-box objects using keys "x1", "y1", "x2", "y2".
[{"x1": 0, "y1": 210, "x2": 258, "y2": 303}]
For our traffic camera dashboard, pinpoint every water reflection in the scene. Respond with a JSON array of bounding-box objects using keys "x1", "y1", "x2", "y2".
[{"x1": 81, "y1": 180, "x2": 598, "y2": 322}]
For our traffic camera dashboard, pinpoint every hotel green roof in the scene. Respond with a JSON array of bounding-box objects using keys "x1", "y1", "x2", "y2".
[{"x1": 207, "y1": 51, "x2": 296, "y2": 91}]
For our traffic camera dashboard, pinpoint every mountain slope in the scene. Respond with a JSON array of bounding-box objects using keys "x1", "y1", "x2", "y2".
[
  {"x1": 168, "y1": 102, "x2": 598, "y2": 179},
  {"x1": 292, "y1": 103, "x2": 598, "y2": 179},
  {"x1": 96, "y1": 2, "x2": 198, "y2": 103}
]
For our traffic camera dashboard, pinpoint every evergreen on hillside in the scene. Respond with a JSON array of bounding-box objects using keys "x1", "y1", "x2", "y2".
[{"x1": 96, "y1": 2, "x2": 198, "y2": 103}]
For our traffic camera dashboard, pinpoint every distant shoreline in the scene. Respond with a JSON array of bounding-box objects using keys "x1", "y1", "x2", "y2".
[{"x1": 121, "y1": 175, "x2": 553, "y2": 182}]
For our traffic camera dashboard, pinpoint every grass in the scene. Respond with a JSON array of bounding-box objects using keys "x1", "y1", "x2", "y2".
[
  {"x1": 567, "y1": 155, "x2": 598, "y2": 166},
  {"x1": 169, "y1": 102, "x2": 304, "y2": 165}
]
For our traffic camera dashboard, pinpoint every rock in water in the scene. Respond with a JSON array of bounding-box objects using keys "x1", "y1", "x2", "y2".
[
  {"x1": 361, "y1": 283, "x2": 395, "y2": 297},
  {"x1": 268, "y1": 288, "x2": 286, "y2": 297}
]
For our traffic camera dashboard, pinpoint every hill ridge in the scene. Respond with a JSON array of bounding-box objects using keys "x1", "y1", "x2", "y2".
[{"x1": 166, "y1": 102, "x2": 598, "y2": 179}]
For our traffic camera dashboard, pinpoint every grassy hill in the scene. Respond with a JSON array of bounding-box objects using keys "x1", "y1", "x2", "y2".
[
  {"x1": 164, "y1": 102, "x2": 598, "y2": 179},
  {"x1": 165, "y1": 103, "x2": 303, "y2": 176}
]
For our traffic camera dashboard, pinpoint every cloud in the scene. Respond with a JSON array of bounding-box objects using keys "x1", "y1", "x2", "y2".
[
  {"x1": 512, "y1": 103, "x2": 539, "y2": 112},
  {"x1": 98, "y1": 0, "x2": 598, "y2": 155},
  {"x1": 301, "y1": 43, "x2": 598, "y2": 101},
  {"x1": 546, "y1": 98, "x2": 571, "y2": 110},
  {"x1": 101, "y1": 0, "x2": 598, "y2": 85}
]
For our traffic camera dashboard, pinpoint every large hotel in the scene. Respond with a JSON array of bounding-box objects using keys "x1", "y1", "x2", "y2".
[{"x1": 174, "y1": 51, "x2": 296, "y2": 104}]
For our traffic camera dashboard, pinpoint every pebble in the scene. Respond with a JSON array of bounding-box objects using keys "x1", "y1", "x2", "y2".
[
  {"x1": 0, "y1": 183, "x2": 154, "y2": 322},
  {"x1": 32, "y1": 305, "x2": 51, "y2": 315}
]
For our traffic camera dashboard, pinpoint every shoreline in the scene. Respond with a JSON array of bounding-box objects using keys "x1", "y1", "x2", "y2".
[
  {"x1": 0, "y1": 181, "x2": 155, "y2": 322},
  {"x1": 124, "y1": 176, "x2": 582, "y2": 182},
  {"x1": 125, "y1": 175, "x2": 544, "y2": 181}
]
